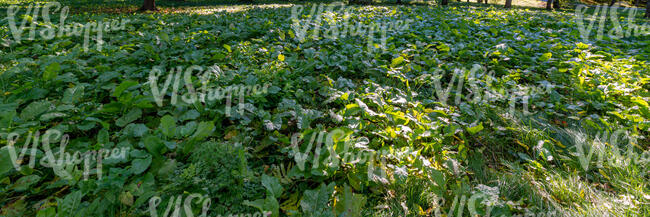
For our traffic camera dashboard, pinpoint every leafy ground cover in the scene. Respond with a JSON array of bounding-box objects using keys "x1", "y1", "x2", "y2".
[{"x1": 0, "y1": 1, "x2": 649, "y2": 216}]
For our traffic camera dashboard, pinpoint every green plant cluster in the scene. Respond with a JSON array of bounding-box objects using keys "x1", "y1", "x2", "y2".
[{"x1": 0, "y1": 2, "x2": 648, "y2": 217}]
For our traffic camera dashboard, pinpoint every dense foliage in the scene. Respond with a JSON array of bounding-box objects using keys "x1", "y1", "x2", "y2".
[{"x1": 0, "y1": 2, "x2": 649, "y2": 216}]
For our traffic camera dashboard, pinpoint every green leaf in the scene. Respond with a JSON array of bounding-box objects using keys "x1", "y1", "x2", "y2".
[
  {"x1": 467, "y1": 122, "x2": 484, "y2": 135},
  {"x1": 144, "y1": 135, "x2": 165, "y2": 156},
  {"x1": 262, "y1": 174, "x2": 283, "y2": 198},
  {"x1": 119, "y1": 191, "x2": 134, "y2": 206},
  {"x1": 300, "y1": 182, "x2": 335, "y2": 215},
  {"x1": 20, "y1": 100, "x2": 52, "y2": 121},
  {"x1": 131, "y1": 155, "x2": 152, "y2": 175},
  {"x1": 244, "y1": 197, "x2": 280, "y2": 217},
  {"x1": 11, "y1": 174, "x2": 40, "y2": 192},
  {"x1": 538, "y1": 53, "x2": 552, "y2": 62},
  {"x1": 43, "y1": 62, "x2": 61, "y2": 81},
  {"x1": 390, "y1": 56, "x2": 404, "y2": 67},
  {"x1": 190, "y1": 121, "x2": 214, "y2": 141},
  {"x1": 57, "y1": 191, "x2": 84, "y2": 217},
  {"x1": 40, "y1": 112, "x2": 67, "y2": 121},
  {"x1": 97, "y1": 128, "x2": 109, "y2": 145},
  {"x1": 0, "y1": 146, "x2": 14, "y2": 178},
  {"x1": 128, "y1": 124, "x2": 149, "y2": 137},
  {"x1": 113, "y1": 80, "x2": 138, "y2": 97},
  {"x1": 36, "y1": 207, "x2": 56, "y2": 217},
  {"x1": 180, "y1": 121, "x2": 197, "y2": 137},
  {"x1": 116, "y1": 108, "x2": 142, "y2": 127},
  {"x1": 159, "y1": 115, "x2": 177, "y2": 137},
  {"x1": 334, "y1": 185, "x2": 366, "y2": 217},
  {"x1": 62, "y1": 86, "x2": 84, "y2": 104}
]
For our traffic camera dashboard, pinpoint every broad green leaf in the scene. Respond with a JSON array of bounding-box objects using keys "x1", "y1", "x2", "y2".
[
  {"x1": 190, "y1": 121, "x2": 214, "y2": 141},
  {"x1": 538, "y1": 53, "x2": 552, "y2": 62},
  {"x1": 11, "y1": 174, "x2": 40, "y2": 192},
  {"x1": 43, "y1": 62, "x2": 61, "y2": 81},
  {"x1": 159, "y1": 115, "x2": 176, "y2": 137},
  {"x1": 390, "y1": 56, "x2": 404, "y2": 67},
  {"x1": 131, "y1": 155, "x2": 152, "y2": 175},
  {"x1": 20, "y1": 100, "x2": 52, "y2": 121},
  {"x1": 0, "y1": 146, "x2": 14, "y2": 177},
  {"x1": 113, "y1": 80, "x2": 138, "y2": 97},
  {"x1": 467, "y1": 122, "x2": 484, "y2": 135},
  {"x1": 300, "y1": 182, "x2": 335, "y2": 215},
  {"x1": 116, "y1": 108, "x2": 142, "y2": 127},
  {"x1": 334, "y1": 185, "x2": 366, "y2": 217},
  {"x1": 36, "y1": 207, "x2": 56, "y2": 217},
  {"x1": 62, "y1": 86, "x2": 84, "y2": 104},
  {"x1": 262, "y1": 174, "x2": 283, "y2": 198}
]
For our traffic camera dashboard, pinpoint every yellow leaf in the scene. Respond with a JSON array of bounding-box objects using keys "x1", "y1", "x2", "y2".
[
  {"x1": 599, "y1": 169, "x2": 610, "y2": 180},
  {"x1": 417, "y1": 204, "x2": 427, "y2": 215},
  {"x1": 549, "y1": 137, "x2": 565, "y2": 148},
  {"x1": 515, "y1": 140, "x2": 529, "y2": 150},
  {"x1": 278, "y1": 54, "x2": 285, "y2": 61},
  {"x1": 225, "y1": 130, "x2": 238, "y2": 140}
]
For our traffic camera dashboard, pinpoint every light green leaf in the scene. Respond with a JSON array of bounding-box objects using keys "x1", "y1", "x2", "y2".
[
  {"x1": 467, "y1": 122, "x2": 484, "y2": 135},
  {"x1": 391, "y1": 56, "x2": 404, "y2": 67}
]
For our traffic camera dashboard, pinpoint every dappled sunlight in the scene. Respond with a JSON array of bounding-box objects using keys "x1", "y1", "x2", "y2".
[
  {"x1": 170, "y1": 3, "x2": 293, "y2": 14},
  {"x1": 0, "y1": 0, "x2": 648, "y2": 216}
]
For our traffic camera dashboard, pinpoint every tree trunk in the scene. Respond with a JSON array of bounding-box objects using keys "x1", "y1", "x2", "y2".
[
  {"x1": 553, "y1": 0, "x2": 560, "y2": 8},
  {"x1": 505, "y1": 0, "x2": 512, "y2": 8},
  {"x1": 140, "y1": 0, "x2": 157, "y2": 11},
  {"x1": 441, "y1": 0, "x2": 449, "y2": 5},
  {"x1": 608, "y1": 0, "x2": 616, "y2": 6},
  {"x1": 646, "y1": 0, "x2": 650, "y2": 18},
  {"x1": 546, "y1": 0, "x2": 553, "y2": 10},
  {"x1": 397, "y1": 0, "x2": 401, "y2": 3}
]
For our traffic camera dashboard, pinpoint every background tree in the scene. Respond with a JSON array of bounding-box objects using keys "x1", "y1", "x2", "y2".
[
  {"x1": 553, "y1": 0, "x2": 560, "y2": 8},
  {"x1": 505, "y1": 0, "x2": 512, "y2": 8},
  {"x1": 646, "y1": 0, "x2": 650, "y2": 18},
  {"x1": 140, "y1": 0, "x2": 157, "y2": 11},
  {"x1": 546, "y1": 0, "x2": 553, "y2": 10},
  {"x1": 441, "y1": 0, "x2": 449, "y2": 5},
  {"x1": 609, "y1": 0, "x2": 616, "y2": 6}
]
